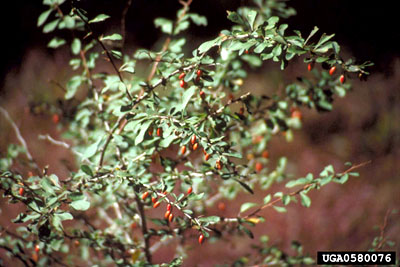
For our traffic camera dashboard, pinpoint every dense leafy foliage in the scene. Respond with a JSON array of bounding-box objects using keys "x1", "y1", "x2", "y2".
[{"x1": 0, "y1": 0, "x2": 378, "y2": 265}]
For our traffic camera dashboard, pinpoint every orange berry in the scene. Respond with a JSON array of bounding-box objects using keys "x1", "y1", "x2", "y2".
[
  {"x1": 205, "y1": 153, "x2": 211, "y2": 161},
  {"x1": 168, "y1": 213, "x2": 174, "y2": 222},
  {"x1": 32, "y1": 252, "x2": 38, "y2": 262},
  {"x1": 262, "y1": 151, "x2": 269, "y2": 159},
  {"x1": 151, "y1": 197, "x2": 157, "y2": 203},
  {"x1": 52, "y1": 114, "x2": 59, "y2": 124},
  {"x1": 141, "y1": 191, "x2": 149, "y2": 200},
  {"x1": 247, "y1": 153, "x2": 254, "y2": 160},
  {"x1": 191, "y1": 135, "x2": 197, "y2": 145},
  {"x1": 34, "y1": 244, "x2": 40, "y2": 253},
  {"x1": 199, "y1": 90, "x2": 205, "y2": 99},
  {"x1": 252, "y1": 135, "x2": 263, "y2": 144},
  {"x1": 307, "y1": 62, "x2": 313, "y2": 72},
  {"x1": 187, "y1": 187, "x2": 193, "y2": 194},
  {"x1": 179, "y1": 72, "x2": 186, "y2": 80},
  {"x1": 198, "y1": 234, "x2": 205, "y2": 244},
  {"x1": 74, "y1": 240, "x2": 80, "y2": 247},
  {"x1": 153, "y1": 202, "x2": 160, "y2": 208},
  {"x1": 180, "y1": 79, "x2": 186, "y2": 88},
  {"x1": 164, "y1": 210, "x2": 171, "y2": 219},
  {"x1": 157, "y1": 128, "x2": 162, "y2": 137},
  {"x1": 130, "y1": 222, "x2": 137, "y2": 230},
  {"x1": 291, "y1": 110, "x2": 302, "y2": 120},
  {"x1": 216, "y1": 160, "x2": 222, "y2": 170},
  {"x1": 218, "y1": 202, "x2": 226, "y2": 211},
  {"x1": 180, "y1": 145, "x2": 187, "y2": 155},
  {"x1": 148, "y1": 127, "x2": 153, "y2": 136},
  {"x1": 329, "y1": 66, "x2": 337, "y2": 76},
  {"x1": 167, "y1": 204, "x2": 172, "y2": 211},
  {"x1": 193, "y1": 143, "x2": 199, "y2": 151},
  {"x1": 19, "y1": 187, "x2": 24, "y2": 196},
  {"x1": 255, "y1": 162, "x2": 263, "y2": 172},
  {"x1": 339, "y1": 74, "x2": 345, "y2": 84}
]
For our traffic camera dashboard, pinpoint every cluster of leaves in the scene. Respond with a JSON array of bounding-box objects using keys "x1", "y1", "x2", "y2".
[{"x1": 0, "y1": 0, "x2": 375, "y2": 265}]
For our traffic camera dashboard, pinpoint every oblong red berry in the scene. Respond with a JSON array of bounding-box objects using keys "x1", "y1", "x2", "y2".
[
  {"x1": 168, "y1": 213, "x2": 174, "y2": 222},
  {"x1": 153, "y1": 202, "x2": 160, "y2": 208},
  {"x1": 329, "y1": 66, "x2": 337, "y2": 76},
  {"x1": 151, "y1": 197, "x2": 157, "y2": 203},
  {"x1": 180, "y1": 80, "x2": 186, "y2": 88},
  {"x1": 193, "y1": 143, "x2": 199, "y2": 151},
  {"x1": 191, "y1": 135, "x2": 197, "y2": 145},
  {"x1": 205, "y1": 153, "x2": 211, "y2": 161},
  {"x1": 179, "y1": 72, "x2": 186, "y2": 80},
  {"x1": 19, "y1": 187, "x2": 24, "y2": 196},
  {"x1": 339, "y1": 74, "x2": 345, "y2": 84},
  {"x1": 164, "y1": 210, "x2": 171, "y2": 219},
  {"x1": 167, "y1": 204, "x2": 172, "y2": 211},
  {"x1": 181, "y1": 145, "x2": 187, "y2": 155},
  {"x1": 141, "y1": 191, "x2": 149, "y2": 200},
  {"x1": 187, "y1": 187, "x2": 193, "y2": 194},
  {"x1": 198, "y1": 234, "x2": 205, "y2": 244},
  {"x1": 157, "y1": 128, "x2": 162, "y2": 137}
]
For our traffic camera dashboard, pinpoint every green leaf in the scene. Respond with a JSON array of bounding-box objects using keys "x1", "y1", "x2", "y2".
[
  {"x1": 40, "y1": 177, "x2": 56, "y2": 195},
  {"x1": 315, "y1": 33, "x2": 335, "y2": 49},
  {"x1": 65, "y1": 76, "x2": 82, "y2": 99},
  {"x1": 47, "y1": 37, "x2": 66, "y2": 49},
  {"x1": 56, "y1": 212, "x2": 73, "y2": 221},
  {"x1": 246, "y1": 10, "x2": 257, "y2": 30},
  {"x1": 299, "y1": 192, "x2": 311, "y2": 207},
  {"x1": 80, "y1": 165, "x2": 93, "y2": 176},
  {"x1": 226, "y1": 11, "x2": 245, "y2": 26},
  {"x1": 178, "y1": 86, "x2": 195, "y2": 111},
  {"x1": 189, "y1": 14, "x2": 207, "y2": 26},
  {"x1": 135, "y1": 120, "x2": 153, "y2": 145},
  {"x1": 198, "y1": 216, "x2": 220, "y2": 224},
  {"x1": 154, "y1": 18, "x2": 173, "y2": 34},
  {"x1": 83, "y1": 141, "x2": 99, "y2": 159},
  {"x1": 184, "y1": 69, "x2": 196, "y2": 83},
  {"x1": 304, "y1": 26, "x2": 319, "y2": 46},
  {"x1": 235, "y1": 179, "x2": 254, "y2": 194},
  {"x1": 89, "y1": 14, "x2": 110, "y2": 24},
  {"x1": 265, "y1": 16, "x2": 279, "y2": 30},
  {"x1": 101, "y1": 33, "x2": 123, "y2": 41},
  {"x1": 43, "y1": 19, "x2": 60, "y2": 33},
  {"x1": 71, "y1": 38, "x2": 81, "y2": 55},
  {"x1": 198, "y1": 37, "x2": 220, "y2": 54},
  {"x1": 37, "y1": 9, "x2": 52, "y2": 27},
  {"x1": 240, "y1": 202, "x2": 257, "y2": 213},
  {"x1": 273, "y1": 206, "x2": 287, "y2": 213},
  {"x1": 263, "y1": 194, "x2": 271, "y2": 204},
  {"x1": 70, "y1": 199, "x2": 90, "y2": 211}
]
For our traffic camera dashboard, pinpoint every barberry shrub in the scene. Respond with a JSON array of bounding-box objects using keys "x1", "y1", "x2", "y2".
[{"x1": 0, "y1": 0, "x2": 375, "y2": 265}]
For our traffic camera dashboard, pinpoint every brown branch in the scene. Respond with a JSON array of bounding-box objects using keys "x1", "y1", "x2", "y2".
[
  {"x1": 134, "y1": 195, "x2": 152, "y2": 263},
  {"x1": 376, "y1": 209, "x2": 392, "y2": 251},
  {"x1": 244, "y1": 161, "x2": 371, "y2": 218}
]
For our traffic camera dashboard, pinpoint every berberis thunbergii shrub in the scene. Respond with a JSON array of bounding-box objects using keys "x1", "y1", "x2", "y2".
[{"x1": 0, "y1": 0, "x2": 375, "y2": 265}]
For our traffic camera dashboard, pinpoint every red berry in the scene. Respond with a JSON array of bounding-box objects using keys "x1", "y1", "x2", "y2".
[
  {"x1": 180, "y1": 79, "x2": 186, "y2": 88},
  {"x1": 196, "y1": 69, "x2": 202, "y2": 77},
  {"x1": 255, "y1": 162, "x2": 263, "y2": 172},
  {"x1": 141, "y1": 191, "x2": 149, "y2": 200},
  {"x1": 307, "y1": 62, "x2": 313, "y2": 72},
  {"x1": 19, "y1": 187, "x2": 24, "y2": 196},
  {"x1": 74, "y1": 240, "x2": 80, "y2": 247},
  {"x1": 262, "y1": 151, "x2": 269, "y2": 159},
  {"x1": 34, "y1": 244, "x2": 40, "y2": 253},
  {"x1": 239, "y1": 107, "x2": 245, "y2": 115},
  {"x1": 187, "y1": 187, "x2": 193, "y2": 194},
  {"x1": 148, "y1": 127, "x2": 153, "y2": 136},
  {"x1": 191, "y1": 135, "x2": 197, "y2": 145},
  {"x1": 151, "y1": 197, "x2": 157, "y2": 203},
  {"x1": 199, "y1": 90, "x2": 205, "y2": 99},
  {"x1": 204, "y1": 153, "x2": 211, "y2": 161},
  {"x1": 157, "y1": 128, "x2": 162, "y2": 137},
  {"x1": 130, "y1": 222, "x2": 137, "y2": 229},
  {"x1": 168, "y1": 213, "x2": 174, "y2": 222},
  {"x1": 153, "y1": 201, "x2": 160, "y2": 208},
  {"x1": 167, "y1": 204, "x2": 172, "y2": 211},
  {"x1": 244, "y1": 50, "x2": 249, "y2": 54},
  {"x1": 179, "y1": 72, "x2": 186, "y2": 80},
  {"x1": 202, "y1": 148, "x2": 207, "y2": 155},
  {"x1": 192, "y1": 143, "x2": 199, "y2": 151},
  {"x1": 198, "y1": 234, "x2": 205, "y2": 244},
  {"x1": 329, "y1": 66, "x2": 337, "y2": 76},
  {"x1": 180, "y1": 145, "x2": 187, "y2": 155},
  {"x1": 339, "y1": 74, "x2": 345, "y2": 84},
  {"x1": 164, "y1": 210, "x2": 171, "y2": 219},
  {"x1": 52, "y1": 114, "x2": 59, "y2": 124},
  {"x1": 218, "y1": 202, "x2": 226, "y2": 211}
]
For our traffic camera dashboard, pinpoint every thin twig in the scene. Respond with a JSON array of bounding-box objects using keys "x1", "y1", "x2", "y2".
[
  {"x1": 376, "y1": 209, "x2": 392, "y2": 250},
  {"x1": 121, "y1": 0, "x2": 132, "y2": 47},
  {"x1": 244, "y1": 161, "x2": 371, "y2": 218},
  {"x1": 0, "y1": 106, "x2": 41, "y2": 174}
]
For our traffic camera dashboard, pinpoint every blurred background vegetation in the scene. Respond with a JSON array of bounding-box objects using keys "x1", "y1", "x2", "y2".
[{"x1": 1, "y1": 0, "x2": 399, "y2": 265}]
